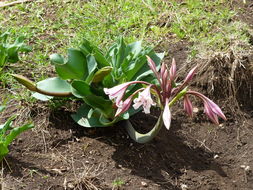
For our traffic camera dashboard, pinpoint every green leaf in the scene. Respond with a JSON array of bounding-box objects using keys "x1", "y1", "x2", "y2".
[
  {"x1": 0, "y1": 116, "x2": 15, "y2": 136},
  {"x1": 6, "y1": 36, "x2": 31, "y2": 63},
  {"x1": 71, "y1": 105, "x2": 105, "y2": 127},
  {"x1": 91, "y1": 66, "x2": 112, "y2": 83},
  {"x1": 85, "y1": 54, "x2": 98, "y2": 83},
  {"x1": 134, "y1": 52, "x2": 164, "y2": 81},
  {"x1": 5, "y1": 123, "x2": 34, "y2": 146},
  {"x1": 125, "y1": 40, "x2": 142, "y2": 58},
  {"x1": 83, "y1": 95, "x2": 113, "y2": 118},
  {"x1": 50, "y1": 48, "x2": 87, "y2": 80},
  {"x1": 0, "y1": 106, "x2": 5, "y2": 113},
  {"x1": 71, "y1": 80, "x2": 92, "y2": 98},
  {"x1": 0, "y1": 143, "x2": 9, "y2": 161},
  {"x1": 32, "y1": 77, "x2": 71, "y2": 101},
  {"x1": 49, "y1": 53, "x2": 64, "y2": 64},
  {"x1": 80, "y1": 39, "x2": 109, "y2": 68}
]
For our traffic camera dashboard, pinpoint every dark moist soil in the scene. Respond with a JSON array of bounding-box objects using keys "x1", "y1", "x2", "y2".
[
  {"x1": 1, "y1": 104, "x2": 253, "y2": 190},
  {"x1": 1, "y1": 1, "x2": 253, "y2": 190}
]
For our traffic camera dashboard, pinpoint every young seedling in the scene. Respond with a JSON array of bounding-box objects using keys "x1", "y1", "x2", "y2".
[{"x1": 0, "y1": 106, "x2": 34, "y2": 161}]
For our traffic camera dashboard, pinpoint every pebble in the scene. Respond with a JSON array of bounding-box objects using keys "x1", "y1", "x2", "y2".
[
  {"x1": 180, "y1": 184, "x2": 188, "y2": 190},
  {"x1": 141, "y1": 181, "x2": 148, "y2": 187}
]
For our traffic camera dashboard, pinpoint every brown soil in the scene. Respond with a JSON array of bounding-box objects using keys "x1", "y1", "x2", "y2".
[
  {"x1": 1, "y1": 102, "x2": 253, "y2": 190},
  {"x1": 1, "y1": 1, "x2": 253, "y2": 190}
]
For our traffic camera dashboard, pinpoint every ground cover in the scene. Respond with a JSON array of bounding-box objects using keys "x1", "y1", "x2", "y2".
[{"x1": 0, "y1": 0, "x2": 253, "y2": 189}]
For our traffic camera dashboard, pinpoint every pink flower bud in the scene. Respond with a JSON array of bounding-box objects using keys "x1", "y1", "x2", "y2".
[
  {"x1": 115, "y1": 96, "x2": 133, "y2": 117},
  {"x1": 146, "y1": 56, "x2": 161, "y2": 82},
  {"x1": 184, "y1": 95, "x2": 193, "y2": 117},
  {"x1": 184, "y1": 66, "x2": 197, "y2": 84},
  {"x1": 186, "y1": 90, "x2": 226, "y2": 124},
  {"x1": 170, "y1": 58, "x2": 176, "y2": 81},
  {"x1": 160, "y1": 62, "x2": 166, "y2": 78},
  {"x1": 204, "y1": 102, "x2": 219, "y2": 125}
]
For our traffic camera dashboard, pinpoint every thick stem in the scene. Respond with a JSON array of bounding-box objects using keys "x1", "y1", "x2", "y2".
[
  {"x1": 12, "y1": 74, "x2": 72, "y2": 97},
  {"x1": 124, "y1": 114, "x2": 163, "y2": 143}
]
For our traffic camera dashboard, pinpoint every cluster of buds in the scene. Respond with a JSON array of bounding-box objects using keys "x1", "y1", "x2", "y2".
[{"x1": 104, "y1": 56, "x2": 226, "y2": 130}]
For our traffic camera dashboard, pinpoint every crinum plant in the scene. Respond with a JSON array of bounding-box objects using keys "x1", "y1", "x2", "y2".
[
  {"x1": 13, "y1": 37, "x2": 164, "y2": 128},
  {"x1": 0, "y1": 106, "x2": 34, "y2": 161},
  {"x1": 103, "y1": 56, "x2": 227, "y2": 143}
]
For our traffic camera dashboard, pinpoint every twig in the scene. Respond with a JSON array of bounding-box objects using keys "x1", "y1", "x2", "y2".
[{"x1": 0, "y1": 0, "x2": 34, "y2": 8}]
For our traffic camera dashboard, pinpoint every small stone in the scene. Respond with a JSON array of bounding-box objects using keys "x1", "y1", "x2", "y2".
[
  {"x1": 67, "y1": 183, "x2": 75, "y2": 189},
  {"x1": 193, "y1": 107, "x2": 199, "y2": 113},
  {"x1": 214, "y1": 154, "x2": 219, "y2": 159},
  {"x1": 141, "y1": 181, "x2": 148, "y2": 187},
  {"x1": 180, "y1": 184, "x2": 188, "y2": 190},
  {"x1": 245, "y1": 166, "x2": 250, "y2": 171}
]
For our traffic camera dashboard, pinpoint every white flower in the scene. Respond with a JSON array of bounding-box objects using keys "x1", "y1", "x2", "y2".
[{"x1": 133, "y1": 86, "x2": 156, "y2": 114}]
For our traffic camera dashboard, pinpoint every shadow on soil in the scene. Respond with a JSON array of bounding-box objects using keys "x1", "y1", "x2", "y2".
[{"x1": 47, "y1": 110, "x2": 228, "y2": 189}]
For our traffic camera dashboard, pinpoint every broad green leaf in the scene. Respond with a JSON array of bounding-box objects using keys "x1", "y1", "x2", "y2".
[
  {"x1": 5, "y1": 123, "x2": 34, "y2": 146},
  {"x1": 92, "y1": 66, "x2": 112, "y2": 83},
  {"x1": 125, "y1": 41, "x2": 142, "y2": 58},
  {"x1": 50, "y1": 48, "x2": 87, "y2": 80},
  {"x1": 71, "y1": 80, "x2": 92, "y2": 98},
  {"x1": 124, "y1": 51, "x2": 164, "y2": 81},
  {"x1": 85, "y1": 55, "x2": 98, "y2": 83},
  {"x1": 80, "y1": 39, "x2": 109, "y2": 68},
  {"x1": 71, "y1": 105, "x2": 105, "y2": 127},
  {"x1": 32, "y1": 77, "x2": 71, "y2": 101},
  {"x1": 83, "y1": 95, "x2": 113, "y2": 118},
  {"x1": 49, "y1": 53, "x2": 64, "y2": 64},
  {"x1": 115, "y1": 37, "x2": 126, "y2": 68}
]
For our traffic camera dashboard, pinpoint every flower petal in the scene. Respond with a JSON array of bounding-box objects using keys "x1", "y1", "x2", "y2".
[{"x1": 163, "y1": 99, "x2": 171, "y2": 130}]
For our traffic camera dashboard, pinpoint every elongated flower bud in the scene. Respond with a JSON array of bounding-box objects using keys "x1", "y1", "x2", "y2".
[
  {"x1": 184, "y1": 95, "x2": 193, "y2": 117},
  {"x1": 184, "y1": 66, "x2": 197, "y2": 84},
  {"x1": 204, "y1": 102, "x2": 219, "y2": 125},
  {"x1": 115, "y1": 96, "x2": 133, "y2": 117},
  {"x1": 160, "y1": 62, "x2": 166, "y2": 79},
  {"x1": 170, "y1": 58, "x2": 176, "y2": 81},
  {"x1": 187, "y1": 90, "x2": 226, "y2": 124},
  {"x1": 146, "y1": 56, "x2": 161, "y2": 84}
]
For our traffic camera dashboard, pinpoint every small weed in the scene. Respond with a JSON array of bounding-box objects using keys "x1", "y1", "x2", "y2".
[{"x1": 112, "y1": 178, "x2": 125, "y2": 189}]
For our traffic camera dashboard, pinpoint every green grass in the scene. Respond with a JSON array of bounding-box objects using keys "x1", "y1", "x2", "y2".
[{"x1": 165, "y1": 0, "x2": 251, "y2": 57}]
